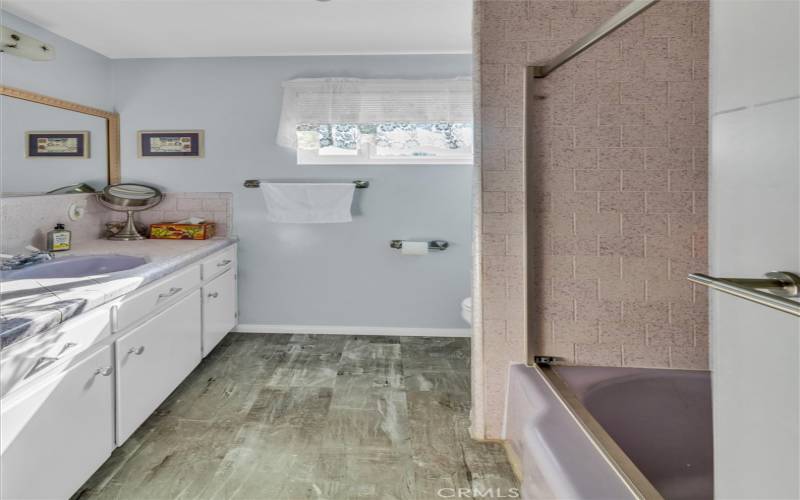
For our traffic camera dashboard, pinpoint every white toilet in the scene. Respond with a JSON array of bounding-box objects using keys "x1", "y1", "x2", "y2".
[{"x1": 461, "y1": 297, "x2": 472, "y2": 325}]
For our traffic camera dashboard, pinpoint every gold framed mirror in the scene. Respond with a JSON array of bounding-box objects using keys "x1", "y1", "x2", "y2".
[{"x1": 0, "y1": 85, "x2": 120, "y2": 193}]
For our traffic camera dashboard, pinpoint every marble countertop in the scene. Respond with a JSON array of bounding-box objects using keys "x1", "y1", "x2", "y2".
[{"x1": 0, "y1": 237, "x2": 237, "y2": 352}]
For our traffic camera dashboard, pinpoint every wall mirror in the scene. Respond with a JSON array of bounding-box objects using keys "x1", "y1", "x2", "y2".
[{"x1": 0, "y1": 86, "x2": 120, "y2": 195}]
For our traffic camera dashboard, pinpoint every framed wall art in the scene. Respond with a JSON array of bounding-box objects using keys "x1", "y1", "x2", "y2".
[
  {"x1": 137, "y1": 130, "x2": 204, "y2": 158},
  {"x1": 26, "y1": 131, "x2": 90, "y2": 158}
]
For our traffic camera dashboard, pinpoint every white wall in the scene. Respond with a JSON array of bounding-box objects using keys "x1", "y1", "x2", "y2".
[
  {"x1": 0, "y1": 11, "x2": 112, "y2": 109},
  {"x1": 111, "y1": 55, "x2": 474, "y2": 332},
  {"x1": 709, "y1": 1, "x2": 800, "y2": 497}
]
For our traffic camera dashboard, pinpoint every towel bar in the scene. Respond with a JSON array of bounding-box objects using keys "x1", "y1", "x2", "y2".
[
  {"x1": 688, "y1": 271, "x2": 800, "y2": 317},
  {"x1": 243, "y1": 179, "x2": 369, "y2": 189}
]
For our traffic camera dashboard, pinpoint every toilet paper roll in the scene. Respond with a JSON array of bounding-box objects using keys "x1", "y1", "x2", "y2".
[{"x1": 401, "y1": 241, "x2": 429, "y2": 255}]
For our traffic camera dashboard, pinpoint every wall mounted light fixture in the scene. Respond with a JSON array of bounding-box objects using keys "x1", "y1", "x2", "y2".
[{"x1": 0, "y1": 25, "x2": 54, "y2": 61}]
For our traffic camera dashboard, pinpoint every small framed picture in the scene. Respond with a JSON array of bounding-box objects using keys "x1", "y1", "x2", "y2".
[
  {"x1": 26, "y1": 131, "x2": 90, "y2": 158},
  {"x1": 138, "y1": 130, "x2": 204, "y2": 158}
]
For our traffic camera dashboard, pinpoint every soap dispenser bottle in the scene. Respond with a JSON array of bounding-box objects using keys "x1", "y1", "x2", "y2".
[{"x1": 47, "y1": 223, "x2": 72, "y2": 252}]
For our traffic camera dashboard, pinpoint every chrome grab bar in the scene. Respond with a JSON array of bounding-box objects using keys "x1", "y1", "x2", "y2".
[{"x1": 688, "y1": 271, "x2": 800, "y2": 317}]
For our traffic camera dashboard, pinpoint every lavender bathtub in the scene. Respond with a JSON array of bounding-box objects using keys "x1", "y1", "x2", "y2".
[{"x1": 503, "y1": 364, "x2": 713, "y2": 500}]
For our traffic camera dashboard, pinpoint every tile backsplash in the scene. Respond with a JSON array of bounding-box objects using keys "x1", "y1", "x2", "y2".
[
  {"x1": 0, "y1": 193, "x2": 110, "y2": 255},
  {"x1": 107, "y1": 192, "x2": 233, "y2": 237},
  {"x1": 0, "y1": 192, "x2": 232, "y2": 254}
]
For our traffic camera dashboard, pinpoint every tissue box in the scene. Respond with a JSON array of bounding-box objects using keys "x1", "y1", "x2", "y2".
[{"x1": 149, "y1": 222, "x2": 216, "y2": 240}]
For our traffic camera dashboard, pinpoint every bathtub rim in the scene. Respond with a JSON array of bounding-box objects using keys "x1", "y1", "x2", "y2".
[{"x1": 535, "y1": 363, "x2": 664, "y2": 500}]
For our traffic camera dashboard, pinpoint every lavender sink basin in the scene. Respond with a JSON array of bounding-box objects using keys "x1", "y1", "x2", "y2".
[{"x1": 1, "y1": 255, "x2": 147, "y2": 280}]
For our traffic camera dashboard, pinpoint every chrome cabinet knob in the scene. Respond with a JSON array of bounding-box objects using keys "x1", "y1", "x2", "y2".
[
  {"x1": 217, "y1": 259, "x2": 232, "y2": 267},
  {"x1": 128, "y1": 346, "x2": 145, "y2": 355},
  {"x1": 207, "y1": 292, "x2": 219, "y2": 299},
  {"x1": 94, "y1": 367, "x2": 113, "y2": 376}
]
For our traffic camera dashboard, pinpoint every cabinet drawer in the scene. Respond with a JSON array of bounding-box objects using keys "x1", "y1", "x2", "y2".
[
  {"x1": 116, "y1": 291, "x2": 201, "y2": 444},
  {"x1": 1, "y1": 345, "x2": 114, "y2": 500},
  {"x1": 115, "y1": 264, "x2": 200, "y2": 332},
  {"x1": 201, "y1": 245, "x2": 236, "y2": 281},
  {"x1": 0, "y1": 306, "x2": 112, "y2": 399},
  {"x1": 202, "y1": 269, "x2": 237, "y2": 357}
]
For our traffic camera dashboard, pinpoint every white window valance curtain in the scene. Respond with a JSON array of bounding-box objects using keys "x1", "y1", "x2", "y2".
[{"x1": 276, "y1": 77, "x2": 474, "y2": 149}]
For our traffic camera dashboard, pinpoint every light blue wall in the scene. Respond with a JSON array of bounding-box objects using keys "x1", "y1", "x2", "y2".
[
  {"x1": 1, "y1": 97, "x2": 108, "y2": 193},
  {"x1": 111, "y1": 55, "x2": 473, "y2": 330},
  {"x1": 1, "y1": 9, "x2": 473, "y2": 330},
  {"x1": 0, "y1": 10, "x2": 112, "y2": 194},
  {"x1": 0, "y1": 11, "x2": 112, "y2": 109}
]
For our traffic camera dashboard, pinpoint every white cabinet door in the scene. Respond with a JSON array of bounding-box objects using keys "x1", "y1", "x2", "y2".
[
  {"x1": 116, "y1": 290, "x2": 201, "y2": 444},
  {"x1": 202, "y1": 269, "x2": 237, "y2": 357},
  {"x1": 0, "y1": 346, "x2": 115, "y2": 500}
]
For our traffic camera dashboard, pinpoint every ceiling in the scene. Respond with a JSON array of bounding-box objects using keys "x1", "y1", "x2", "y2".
[{"x1": 3, "y1": 0, "x2": 472, "y2": 59}]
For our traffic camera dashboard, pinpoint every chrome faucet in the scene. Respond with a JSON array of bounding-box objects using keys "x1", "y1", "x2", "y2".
[{"x1": 0, "y1": 246, "x2": 55, "y2": 271}]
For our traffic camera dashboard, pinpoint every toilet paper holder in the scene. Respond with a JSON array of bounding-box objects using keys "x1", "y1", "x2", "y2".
[{"x1": 390, "y1": 240, "x2": 449, "y2": 251}]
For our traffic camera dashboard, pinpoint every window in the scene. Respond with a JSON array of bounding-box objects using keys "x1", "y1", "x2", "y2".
[
  {"x1": 295, "y1": 121, "x2": 473, "y2": 165},
  {"x1": 277, "y1": 78, "x2": 473, "y2": 165}
]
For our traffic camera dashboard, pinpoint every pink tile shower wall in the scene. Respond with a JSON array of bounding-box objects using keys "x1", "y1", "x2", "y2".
[{"x1": 475, "y1": 0, "x2": 709, "y2": 437}]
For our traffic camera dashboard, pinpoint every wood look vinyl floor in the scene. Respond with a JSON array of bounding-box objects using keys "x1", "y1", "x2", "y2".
[{"x1": 75, "y1": 333, "x2": 519, "y2": 500}]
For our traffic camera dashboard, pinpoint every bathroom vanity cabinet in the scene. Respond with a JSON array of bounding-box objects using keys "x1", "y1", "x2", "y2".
[
  {"x1": 201, "y1": 245, "x2": 237, "y2": 357},
  {"x1": 0, "y1": 346, "x2": 115, "y2": 500},
  {"x1": 116, "y1": 291, "x2": 202, "y2": 443},
  {"x1": 0, "y1": 243, "x2": 237, "y2": 500}
]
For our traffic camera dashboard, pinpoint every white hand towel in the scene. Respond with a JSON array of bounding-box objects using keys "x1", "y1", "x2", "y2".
[{"x1": 259, "y1": 183, "x2": 356, "y2": 223}]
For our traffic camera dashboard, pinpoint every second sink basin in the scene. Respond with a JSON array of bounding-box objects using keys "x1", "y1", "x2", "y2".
[{"x1": 1, "y1": 255, "x2": 147, "y2": 280}]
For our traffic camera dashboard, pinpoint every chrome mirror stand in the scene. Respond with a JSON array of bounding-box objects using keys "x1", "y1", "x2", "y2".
[{"x1": 97, "y1": 184, "x2": 163, "y2": 241}]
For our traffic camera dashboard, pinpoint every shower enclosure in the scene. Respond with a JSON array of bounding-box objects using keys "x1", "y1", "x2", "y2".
[{"x1": 508, "y1": 1, "x2": 714, "y2": 498}]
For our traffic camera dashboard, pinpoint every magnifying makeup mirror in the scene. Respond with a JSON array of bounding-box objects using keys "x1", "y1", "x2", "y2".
[{"x1": 98, "y1": 183, "x2": 163, "y2": 240}]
